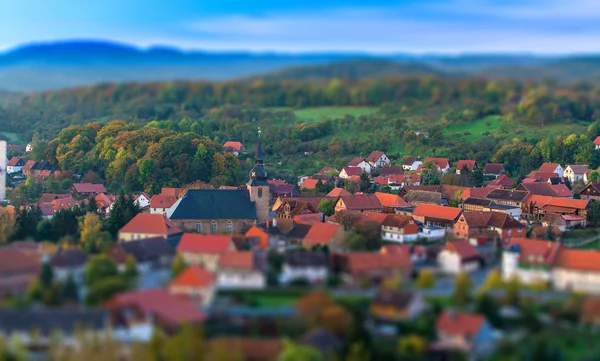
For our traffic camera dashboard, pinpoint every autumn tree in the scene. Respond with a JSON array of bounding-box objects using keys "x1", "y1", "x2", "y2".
[
  {"x1": 478, "y1": 268, "x2": 504, "y2": 294},
  {"x1": 0, "y1": 208, "x2": 15, "y2": 243},
  {"x1": 452, "y1": 271, "x2": 473, "y2": 307},
  {"x1": 296, "y1": 292, "x2": 335, "y2": 327},
  {"x1": 171, "y1": 254, "x2": 187, "y2": 279},
  {"x1": 80, "y1": 212, "x2": 111, "y2": 252},
  {"x1": 415, "y1": 269, "x2": 436, "y2": 289}
]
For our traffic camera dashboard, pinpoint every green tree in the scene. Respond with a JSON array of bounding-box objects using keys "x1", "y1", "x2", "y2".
[
  {"x1": 478, "y1": 268, "x2": 504, "y2": 294},
  {"x1": 279, "y1": 340, "x2": 324, "y2": 361},
  {"x1": 474, "y1": 293, "x2": 502, "y2": 328},
  {"x1": 415, "y1": 269, "x2": 436, "y2": 289},
  {"x1": 61, "y1": 275, "x2": 79, "y2": 302},
  {"x1": 26, "y1": 279, "x2": 43, "y2": 303},
  {"x1": 587, "y1": 200, "x2": 600, "y2": 226},
  {"x1": 359, "y1": 172, "x2": 371, "y2": 193},
  {"x1": 123, "y1": 255, "x2": 139, "y2": 289},
  {"x1": 505, "y1": 276, "x2": 521, "y2": 306},
  {"x1": 40, "y1": 262, "x2": 54, "y2": 288},
  {"x1": 84, "y1": 255, "x2": 119, "y2": 287},
  {"x1": 397, "y1": 334, "x2": 426, "y2": 358},
  {"x1": 589, "y1": 170, "x2": 600, "y2": 183},
  {"x1": 452, "y1": 271, "x2": 472, "y2": 307},
  {"x1": 85, "y1": 277, "x2": 128, "y2": 306},
  {"x1": 317, "y1": 199, "x2": 336, "y2": 216},
  {"x1": 171, "y1": 254, "x2": 187, "y2": 279},
  {"x1": 420, "y1": 161, "x2": 440, "y2": 185}
]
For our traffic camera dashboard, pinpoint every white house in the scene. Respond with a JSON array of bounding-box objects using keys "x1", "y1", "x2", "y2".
[
  {"x1": 49, "y1": 248, "x2": 89, "y2": 284},
  {"x1": 133, "y1": 193, "x2": 151, "y2": 209},
  {"x1": 502, "y1": 238, "x2": 558, "y2": 284},
  {"x1": 552, "y1": 248, "x2": 600, "y2": 294},
  {"x1": 347, "y1": 157, "x2": 372, "y2": 174},
  {"x1": 366, "y1": 151, "x2": 391, "y2": 168},
  {"x1": 423, "y1": 157, "x2": 450, "y2": 174},
  {"x1": 437, "y1": 240, "x2": 482, "y2": 274},
  {"x1": 339, "y1": 166, "x2": 363, "y2": 180},
  {"x1": 216, "y1": 251, "x2": 266, "y2": 290},
  {"x1": 595, "y1": 136, "x2": 600, "y2": 150},
  {"x1": 564, "y1": 165, "x2": 589, "y2": 184},
  {"x1": 6, "y1": 157, "x2": 24, "y2": 174},
  {"x1": 381, "y1": 215, "x2": 419, "y2": 243},
  {"x1": 402, "y1": 157, "x2": 422, "y2": 171},
  {"x1": 538, "y1": 163, "x2": 564, "y2": 178},
  {"x1": 418, "y1": 225, "x2": 446, "y2": 239},
  {"x1": 25, "y1": 143, "x2": 33, "y2": 153},
  {"x1": 279, "y1": 252, "x2": 328, "y2": 284}
]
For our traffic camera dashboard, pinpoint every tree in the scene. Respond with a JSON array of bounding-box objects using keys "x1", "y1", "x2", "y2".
[
  {"x1": 84, "y1": 255, "x2": 119, "y2": 287},
  {"x1": 355, "y1": 221, "x2": 382, "y2": 250},
  {"x1": 397, "y1": 334, "x2": 426, "y2": 357},
  {"x1": 415, "y1": 269, "x2": 436, "y2": 289},
  {"x1": 26, "y1": 279, "x2": 43, "y2": 303},
  {"x1": 279, "y1": 340, "x2": 324, "y2": 361},
  {"x1": 381, "y1": 271, "x2": 403, "y2": 290},
  {"x1": 85, "y1": 277, "x2": 128, "y2": 306},
  {"x1": 587, "y1": 200, "x2": 600, "y2": 226},
  {"x1": 334, "y1": 211, "x2": 360, "y2": 231},
  {"x1": 0, "y1": 208, "x2": 15, "y2": 243},
  {"x1": 420, "y1": 161, "x2": 440, "y2": 185},
  {"x1": 79, "y1": 212, "x2": 105, "y2": 251},
  {"x1": 42, "y1": 282, "x2": 62, "y2": 306},
  {"x1": 452, "y1": 271, "x2": 472, "y2": 307},
  {"x1": 319, "y1": 304, "x2": 351, "y2": 334},
  {"x1": 359, "y1": 172, "x2": 371, "y2": 193},
  {"x1": 589, "y1": 170, "x2": 599, "y2": 183},
  {"x1": 317, "y1": 199, "x2": 336, "y2": 217},
  {"x1": 62, "y1": 275, "x2": 79, "y2": 302},
  {"x1": 296, "y1": 292, "x2": 335, "y2": 327},
  {"x1": 40, "y1": 262, "x2": 54, "y2": 288},
  {"x1": 474, "y1": 293, "x2": 502, "y2": 328},
  {"x1": 171, "y1": 254, "x2": 187, "y2": 279},
  {"x1": 478, "y1": 268, "x2": 504, "y2": 294},
  {"x1": 505, "y1": 275, "x2": 521, "y2": 306},
  {"x1": 123, "y1": 255, "x2": 139, "y2": 289}
]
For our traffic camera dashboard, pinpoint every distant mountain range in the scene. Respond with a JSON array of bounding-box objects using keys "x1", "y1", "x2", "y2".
[{"x1": 1, "y1": 40, "x2": 600, "y2": 91}]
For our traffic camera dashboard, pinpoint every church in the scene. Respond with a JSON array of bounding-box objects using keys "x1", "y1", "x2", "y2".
[{"x1": 167, "y1": 130, "x2": 270, "y2": 234}]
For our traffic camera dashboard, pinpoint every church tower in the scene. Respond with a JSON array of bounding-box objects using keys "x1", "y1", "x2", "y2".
[{"x1": 248, "y1": 128, "x2": 270, "y2": 224}]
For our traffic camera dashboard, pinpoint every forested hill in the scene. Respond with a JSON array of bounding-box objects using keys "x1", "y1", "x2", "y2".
[{"x1": 259, "y1": 60, "x2": 447, "y2": 81}]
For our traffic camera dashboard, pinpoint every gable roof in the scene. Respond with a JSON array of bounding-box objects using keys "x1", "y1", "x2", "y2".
[
  {"x1": 456, "y1": 160, "x2": 476, "y2": 171},
  {"x1": 117, "y1": 237, "x2": 175, "y2": 263},
  {"x1": 338, "y1": 194, "x2": 382, "y2": 211},
  {"x1": 366, "y1": 151, "x2": 386, "y2": 163},
  {"x1": 404, "y1": 190, "x2": 442, "y2": 205},
  {"x1": 348, "y1": 157, "x2": 368, "y2": 167},
  {"x1": 301, "y1": 178, "x2": 320, "y2": 190},
  {"x1": 528, "y1": 171, "x2": 558, "y2": 182},
  {"x1": 270, "y1": 183, "x2": 297, "y2": 195},
  {"x1": 595, "y1": 136, "x2": 600, "y2": 146},
  {"x1": 424, "y1": 157, "x2": 450, "y2": 169},
  {"x1": 22, "y1": 160, "x2": 36, "y2": 172},
  {"x1": 443, "y1": 240, "x2": 480, "y2": 260},
  {"x1": 341, "y1": 166, "x2": 363, "y2": 177},
  {"x1": 436, "y1": 311, "x2": 485, "y2": 337},
  {"x1": 388, "y1": 174, "x2": 420, "y2": 185},
  {"x1": 119, "y1": 213, "x2": 182, "y2": 236},
  {"x1": 284, "y1": 252, "x2": 328, "y2": 267},
  {"x1": 550, "y1": 184, "x2": 572, "y2": 198},
  {"x1": 412, "y1": 204, "x2": 462, "y2": 221},
  {"x1": 553, "y1": 249, "x2": 600, "y2": 272},
  {"x1": 177, "y1": 234, "x2": 232, "y2": 254},
  {"x1": 374, "y1": 192, "x2": 410, "y2": 208},
  {"x1": 223, "y1": 141, "x2": 244, "y2": 152},
  {"x1": 218, "y1": 251, "x2": 256, "y2": 270},
  {"x1": 517, "y1": 182, "x2": 557, "y2": 197},
  {"x1": 50, "y1": 248, "x2": 88, "y2": 268},
  {"x1": 39, "y1": 193, "x2": 71, "y2": 203},
  {"x1": 505, "y1": 237, "x2": 560, "y2": 264},
  {"x1": 303, "y1": 222, "x2": 343, "y2": 248},
  {"x1": 316, "y1": 166, "x2": 339, "y2": 175},
  {"x1": 566, "y1": 164, "x2": 589, "y2": 174},
  {"x1": 460, "y1": 187, "x2": 493, "y2": 199},
  {"x1": 107, "y1": 288, "x2": 206, "y2": 326},
  {"x1": 483, "y1": 163, "x2": 504, "y2": 175},
  {"x1": 293, "y1": 214, "x2": 324, "y2": 225},
  {"x1": 345, "y1": 252, "x2": 413, "y2": 272},
  {"x1": 171, "y1": 265, "x2": 215, "y2": 288},
  {"x1": 524, "y1": 194, "x2": 589, "y2": 210},
  {"x1": 372, "y1": 290, "x2": 418, "y2": 309},
  {"x1": 402, "y1": 156, "x2": 420, "y2": 166},
  {"x1": 73, "y1": 183, "x2": 106, "y2": 194},
  {"x1": 0, "y1": 249, "x2": 39, "y2": 274},
  {"x1": 150, "y1": 194, "x2": 178, "y2": 209},
  {"x1": 167, "y1": 189, "x2": 257, "y2": 220},
  {"x1": 539, "y1": 163, "x2": 562, "y2": 173},
  {"x1": 327, "y1": 187, "x2": 350, "y2": 197},
  {"x1": 485, "y1": 189, "x2": 529, "y2": 202},
  {"x1": 6, "y1": 157, "x2": 23, "y2": 167},
  {"x1": 381, "y1": 214, "x2": 416, "y2": 228},
  {"x1": 379, "y1": 165, "x2": 404, "y2": 176},
  {"x1": 161, "y1": 187, "x2": 185, "y2": 197},
  {"x1": 488, "y1": 175, "x2": 514, "y2": 188},
  {"x1": 0, "y1": 309, "x2": 107, "y2": 335}
]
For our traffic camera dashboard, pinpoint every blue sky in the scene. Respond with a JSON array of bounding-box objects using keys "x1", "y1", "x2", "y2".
[{"x1": 1, "y1": 0, "x2": 600, "y2": 54}]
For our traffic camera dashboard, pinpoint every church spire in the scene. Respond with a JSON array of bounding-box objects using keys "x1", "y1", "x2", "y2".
[
  {"x1": 255, "y1": 127, "x2": 264, "y2": 164},
  {"x1": 248, "y1": 127, "x2": 268, "y2": 186}
]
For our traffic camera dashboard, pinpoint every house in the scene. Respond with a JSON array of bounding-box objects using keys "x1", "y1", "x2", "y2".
[
  {"x1": 552, "y1": 249, "x2": 600, "y2": 294},
  {"x1": 502, "y1": 238, "x2": 559, "y2": 283},
  {"x1": 454, "y1": 211, "x2": 525, "y2": 242},
  {"x1": 399, "y1": 185, "x2": 467, "y2": 201},
  {"x1": 387, "y1": 174, "x2": 421, "y2": 189},
  {"x1": 456, "y1": 160, "x2": 477, "y2": 174},
  {"x1": 423, "y1": 157, "x2": 450, "y2": 173},
  {"x1": 0, "y1": 308, "x2": 109, "y2": 350},
  {"x1": 550, "y1": 184, "x2": 572, "y2": 198},
  {"x1": 381, "y1": 214, "x2": 419, "y2": 243},
  {"x1": 71, "y1": 183, "x2": 107, "y2": 197},
  {"x1": 21, "y1": 160, "x2": 36, "y2": 177},
  {"x1": 167, "y1": 189, "x2": 264, "y2": 233},
  {"x1": 437, "y1": 240, "x2": 482, "y2": 274},
  {"x1": 403, "y1": 190, "x2": 448, "y2": 207},
  {"x1": 133, "y1": 193, "x2": 151, "y2": 209},
  {"x1": 461, "y1": 198, "x2": 493, "y2": 212},
  {"x1": 338, "y1": 252, "x2": 413, "y2": 285},
  {"x1": 347, "y1": 157, "x2": 371, "y2": 173},
  {"x1": 434, "y1": 311, "x2": 495, "y2": 358},
  {"x1": 327, "y1": 187, "x2": 350, "y2": 198},
  {"x1": 538, "y1": 162, "x2": 564, "y2": 177},
  {"x1": 293, "y1": 214, "x2": 324, "y2": 225},
  {"x1": 515, "y1": 182, "x2": 558, "y2": 197},
  {"x1": 150, "y1": 194, "x2": 178, "y2": 214},
  {"x1": 374, "y1": 192, "x2": 410, "y2": 213},
  {"x1": 29, "y1": 161, "x2": 53, "y2": 180},
  {"x1": 223, "y1": 141, "x2": 244, "y2": 156},
  {"x1": 485, "y1": 189, "x2": 529, "y2": 207},
  {"x1": 595, "y1": 136, "x2": 600, "y2": 150},
  {"x1": 274, "y1": 199, "x2": 319, "y2": 220},
  {"x1": 315, "y1": 167, "x2": 339, "y2": 177},
  {"x1": 370, "y1": 290, "x2": 426, "y2": 321},
  {"x1": 280, "y1": 252, "x2": 328, "y2": 284},
  {"x1": 411, "y1": 204, "x2": 462, "y2": 229},
  {"x1": 95, "y1": 193, "x2": 116, "y2": 218},
  {"x1": 300, "y1": 178, "x2": 323, "y2": 190},
  {"x1": 335, "y1": 194, "x2": 383, "y2": 213},
  {"x1": 169, "y1": 265, "x2": 216, "y2": 306},
  {"x1": 6, "y1": 157, "x2": 24, "y2": 174},
  {"x1": 118, "y1": 213, "x2": 183, "y2": 243},
  {"x1": 522, "y1": 195, "x2": 589, "y2": 220},
  {"x1": 303, "y1": 222, "x2": 346, "y2": 249},
  {"x1": 49, "y1": 248, "x2": 88, "y2": 284},
  {"x1": 366, "y1": 151, "x2": 391, "y2": 168},
  {"x1": 0, "y1": 249, "x2": 40, "y2": 297},
  {"x1": 487, "y1": 175, "x2": 514, "y2": 188},
  {"x1": 528, "y1": 171, "x2": 558, "y2": 182},
  {"x1": 402, "y1": 156, "x2": 422, "y2": 171},
  {"x1": 269, "y1": 183, "x2": 301, "y2": 201},
  {"x1": 482, "y1": 163, "x2": 505, "y2": 178},
  {"x1": 108, "y1": 237, "x2": 175, "y2": 273},
  {"x1": 302, "y1": 328, "x2": 344, "y2": 357},
  {"x1": 541, "y1": 213, "x2": 569, "y2": 232},
  {"x1": 578, "y1": 182, "x2": 600, "y2": 200},
  {"x1": 161, "y1": 187, "x2": 186, "y2": 198},
  {"x1": 217, "y1": 251, "x2": 266, "y2": 290},
  {"x1": 247, "y1": 219, "x2": 312, "y2": 249},
  {"x1": 107, "y1": 288, "x2": 206, "y2": 341},
  {"x1": 580, "y1": 297, "x2": 600, "y2": 326},
  {"x1": 564, "y1": 165, "x2": 589, "y2": 183},
  {"x1": 379, "y1": 165, "x2": 405, "y2": 176},
  {"x1": 176, "y1": 234, "x2": 235, "y2": 272},
  {"x1": 339, "y1": 166, "x2": 363, "y2": 179}
]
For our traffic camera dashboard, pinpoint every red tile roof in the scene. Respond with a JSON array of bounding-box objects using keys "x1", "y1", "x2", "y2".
[
  {"x1": 388, "y1": 174, "x2": 420, "y2": 185},
  {"x1": 553, "y1": 249, "x2": 600, "y2": 272},
  {"x1": 366, "y1": 151, "x2": 386, "y2": 163},
  {"x1": 528, "y1": 171, "x2": 558, "y2": 182},
  {"x1": 73, "y1": 183, "x2": 107, "y2": 194},
  {"x1": 374, "y1": 192, "x2": 410, "y2": 208},
  {"x1": 443, "y1": 240, "x2": 480, "y2": 259},
  {"x1": 488, "y1": 175, "x2": 514, "y2": 188},
  {"x1": 0, "y1": 249, "x2": 39, "y2": 274},
  {"x1": 550, "y1": 184, "x2": 572, "y2": 198},
  {"x1": 39, "y1": 193, "x2": 71, "y2": 203},
  {"x1": 119, "y1": 213, "x2": 182, "y2": 236},
  {"x1": 171, "y1": 265, "x2": 215, "y2": 288},
  {"x1": 218, "y1": 251, "x2": 255, "y2": 269},
  {"x1": 505, "y1": 237, "x2": 559, "y2": 264},
  {"x1": 436, "y1": 311, "x2": 485, "y2": 338},
  {"x1": 22, "y1": 160, "x2": 36, "y2": 172},
  {"x1": 424, "y1": 157, "x2": 450, "y2": 170},
  {"x1": 483, "y1": 163, "x2": 504, "y2": 175},
  {"x1": 95, "y1": 193, "x2": 116, "y2": 209},
  {"x1": 342, "y1": 166, "x2": 363, "y2": 177},
  {"x1": 327, "y1": 188, "x2": 350, "y2": 197},
  {"x1": 412, "y1": 204, "x2": 462, "y2": 221},
  {"x1": 348, "y1": 157, "x2": 368, "y2": 167},
  {"x1": 301, "y1": 178, "x2": 320, "y2": 190},
  {"x1": 268, "y1": 180, "x2": 288, "y2": 187},
  {"x1": 177, "y1": 234, "x2": 232, "y2": 254},
  {"x1": 339, "y1": 194, "x2": 383, "y2": 211},
  {"x1": 524, "y1": 195, "x2": 589, "y2": 210},
  {"x1": 373, "y1": 177, "x2": 388, "y2": 186},
  {"x1": 379, "y1": 165, "x2": 404, "y2": 176},
  {"x1": 538, "y1": 163, "x2": 562, "y2": 173},
  {"x1": 293, "y1": 214, "x2": 323, "y2": 225},
  {"x1": 223, "y1": 141, "x2": 244, "y2": 152},
  {"x1": 303, "y1": 222, "x2": 343, "y2": 248},
  {"x1": 150, "y1": 194, "x2": 178, "y2": 209},
  {"x1": 456, "y1": 160, "x2": 476, "y2": 171},
  {"x1": 107, "y1": 288, "x2": 206, "y2": 326},
  {"x1": 161, "y1": 187, "x2": 185, "y2": 197},
  {"x1": 6, "y1": 157, "x2": 22, "y2": 167},
  {"x1": 595, "y1": 136, "x2": 600, "y2": 146},
  {"x1": 345, "y1": 252, "x2": 413, "y2": 273}
]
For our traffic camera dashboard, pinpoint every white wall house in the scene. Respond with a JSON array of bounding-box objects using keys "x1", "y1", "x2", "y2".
[
  {"x1": 217, "y1": 269, "x2": 266, "y2": 290},
  {"x1": 134, "y1": 194, "x2": 151, "y2": 209},
  {"x1": 280, "y1": 263, "x2": 328, "y2": 284}
]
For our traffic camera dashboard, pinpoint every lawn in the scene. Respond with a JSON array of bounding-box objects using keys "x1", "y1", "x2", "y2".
[
  {"x1": 0, "y1": 132, "x2": 24, "y2": 145},
  {"x1": 293, "y1": 106, "x2": 378, "y2": 122},
  {"x1": 444, "y1": 115, "x2": 503, "y2": 142}
]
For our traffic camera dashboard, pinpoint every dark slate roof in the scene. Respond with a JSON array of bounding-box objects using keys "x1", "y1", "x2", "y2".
[
  {"x1": 372, "y1": 290, "x2": 417, "y2": 309},
  {"x1": 50, "y1": 248, "x2": 88, "y2": 268},
  {"x1": 485, "y1": 189, "x2": 529, "y2": 202},
  {"x1": 302, "y1": 327, "x2": 343, "y2": 355},
  {"x1": 119, "y1": 237, "x2": 175, "y2": 262},
  {"x1": 463, "y1": 198, "x2": 493, "y2": 207},
  {"x1": 284, "y1": 252, "x2": 328, "y2": 267},
  {"x1": 167, "y1": 189, "x2": 257, "y2": 220},
  {"x1": 0, "y1": 308, "x2": 107, "y2": 335}
]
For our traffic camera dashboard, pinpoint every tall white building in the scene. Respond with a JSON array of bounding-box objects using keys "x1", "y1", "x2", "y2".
[{"x1": 0, "y1": 141, "x2": 6, "y2": 201}]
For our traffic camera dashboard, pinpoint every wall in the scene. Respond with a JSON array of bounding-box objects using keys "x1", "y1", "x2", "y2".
[
  {"x1": 118, "y1": 232, "x2": 164, "y2": 242},
  {"x1": 217, "y1": 270, "x2": 266, "y2": 290},
  {"x1": 552, "y1": 268, "x2": 600, "y2": 294},
  {"x1": 280, "y1": 265, "x2": 328, "y2": 284},
  {"x1": 174, "y1": 219, "x2": 255, "y2": 234},
  {"x1": 0, "y1": 141, "x2": 5, "y2": 200}
]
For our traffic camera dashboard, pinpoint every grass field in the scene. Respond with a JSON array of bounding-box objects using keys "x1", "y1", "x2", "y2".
[
  {"x1": 293, "y1": 106, "x2": 378, "y2": 122},
  {"x1": 0, "y1": 132, "x2": 24, "y2": 145}
]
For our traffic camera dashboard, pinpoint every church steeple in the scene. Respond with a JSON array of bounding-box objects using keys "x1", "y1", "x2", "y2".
[{"x1": 248, "y1": 127, "x2": 268, "y2": 186}]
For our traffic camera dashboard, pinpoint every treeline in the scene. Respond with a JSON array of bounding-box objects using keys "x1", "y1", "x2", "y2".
[{"x1": 3, "y1": 76, "x2": 600, "y2": 139}]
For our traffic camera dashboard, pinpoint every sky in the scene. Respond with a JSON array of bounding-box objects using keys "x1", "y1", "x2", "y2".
[{"x1": 1, "y1": 0, "x2": 600, "y2": 54}]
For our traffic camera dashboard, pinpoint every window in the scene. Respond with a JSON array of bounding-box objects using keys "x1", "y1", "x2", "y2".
[
  {"x1": 211, "y1": 221, "x2": 217, "y2": 233},
  {"x1": 242, "y1": 221, "x2": 248, "y2": 230},
  {"x1": 226, "y1": 221, "x2": 233, "y2": 232},
  {"x1": 258, "y1": 188, "x2": 263, "y2": 198},
  {"x1": 195, "y1": 222, "x2": 201, "y2": 233}
]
